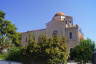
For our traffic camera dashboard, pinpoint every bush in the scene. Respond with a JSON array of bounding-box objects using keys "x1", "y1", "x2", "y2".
[
  {"x1": 70, "y1": 39, "x2": 95, "y2": 63},
  {"x1": 6, "y1": 46, "x2": 23, "y2": 62},
  {"x1": 0, "y1": 53, "x2": 8, "y2": 60}
]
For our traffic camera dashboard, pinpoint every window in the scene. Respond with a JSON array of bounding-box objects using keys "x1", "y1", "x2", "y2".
[
  {"x1": 53, "y1": 30, "x2": 58, "y2": 36},
  {"x1": 69, "y1": 32, "x2": 72, "y2": 39},
  {"x1": 65, "y1": 21, "x2": 67, "y2": 24},
  {"x1": 26, "y1": 37, "x2": 27, "y2": 42}
]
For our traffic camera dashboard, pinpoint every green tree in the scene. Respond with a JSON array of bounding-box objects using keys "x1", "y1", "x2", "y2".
[
  {"x1": 24, "y1": 35, "x2": 69, "y2": 64},
  {"x1": 70, "y1": 39, "x2": 95, "y2": 64},
  {"x1": 22, "y1": 33, "x2": 39, "y2": 64},
  {"x1": 0, "y1": 11, "x2": 5, "y2": 18},
  {"x1": 44, "y1": 36, "x2": 68, "y2": 64},
  {"x1": 5, "y1": 34, "x2": 69, "y2": 64},
  {"x1": 0, "y1": 11, "x2": 21, "y2": 52},
  {"x1": 6, "y1": 46, "x2": 23, "y2": 62}
]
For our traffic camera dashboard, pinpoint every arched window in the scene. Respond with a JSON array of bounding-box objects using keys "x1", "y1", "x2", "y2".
[
  {"x1": 53, "y1": 30, "x2": 58, "y2": 36},
  {"x1": 69, "y1": 32, "x2": 72, "y2": 39}
]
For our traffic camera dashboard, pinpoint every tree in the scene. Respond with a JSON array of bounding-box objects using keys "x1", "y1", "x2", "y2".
[
  {"x1": 44, "y1": 36, "x2": 68, "y2": 64},
  {"x1": 0, "y1": 11, "x2": 21, "y2": 52},
  {"x1": 5, "y1": 33, "x2": 36, "y2": 63},
  {"x1": 5, "y1": 34, "x2": 69, "y2": 64},
  {"x1": 0, "y1": 11, "x2": 5, "y2": 18},
  {"x1": 70, "y1": 39, "x2": 95, "y2": 64},
  {"x1": 24, "y1": 35, "x2": 69, "y2": 64},
  {"x1": 22, "y1": 33, "x2": 39, "y2": 64},
  {"x1": 6, "y1": 46, "x2": 23, "y2": 62}
]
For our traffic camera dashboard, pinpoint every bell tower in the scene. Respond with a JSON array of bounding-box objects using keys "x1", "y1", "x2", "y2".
[
  {"x1": 64, "y1": 16, "x2": 73, "y2": 27},
  {"x1": 46, "y1": 12, "x2": 66, "y2": 37}
]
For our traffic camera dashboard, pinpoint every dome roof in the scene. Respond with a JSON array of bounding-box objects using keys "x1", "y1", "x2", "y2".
[{"x1": 55, "y1": 12, "x2": 64, "y2": 16}]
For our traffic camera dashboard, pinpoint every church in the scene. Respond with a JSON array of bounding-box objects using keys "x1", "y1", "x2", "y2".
[{"x1": 21, "y1": 12, "x2": 83, "y2": 49}]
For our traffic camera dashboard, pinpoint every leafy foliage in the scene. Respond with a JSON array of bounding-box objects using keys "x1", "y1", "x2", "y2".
[
  {"x1": 0, "y1": 11, "x2": 21, "y2": 52},
  {"x1": 0, "y1": 11, "x2": 5, "y2": 18},
  {"x1": 23, "y1": 35, "x2": 69, "y2": 64},
  {"x1": 6, "y1": 46, "x2": 23, "y2": 62},
  {"x1": 70, "y1": 39, "x2": 95, "y2": 63}
]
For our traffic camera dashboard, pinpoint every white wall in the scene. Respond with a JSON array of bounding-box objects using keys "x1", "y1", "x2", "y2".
[
  {"x1": 0, "y1": 60, "x2": 22, "y2": 64},
  {"x1": 67, "y1": 62, "x2": 92, "y2": 64}
]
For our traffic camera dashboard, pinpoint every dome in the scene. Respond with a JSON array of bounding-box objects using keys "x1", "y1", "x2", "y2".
[{"x1": 55, "y1": 12, "x2": 64, "y2": 16}]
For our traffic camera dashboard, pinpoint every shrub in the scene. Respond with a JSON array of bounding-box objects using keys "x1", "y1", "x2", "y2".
[{"x1": 6, "y1": 46, "x2": 23, "y2": 62}]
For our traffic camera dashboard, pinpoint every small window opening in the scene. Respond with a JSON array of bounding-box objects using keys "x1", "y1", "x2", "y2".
[
  {"x1": 69, "y1": 32, "x2": 72, "y2": 39},
  {"x1": 53, "y1": 30, "x2": 58, "y2": 36}
]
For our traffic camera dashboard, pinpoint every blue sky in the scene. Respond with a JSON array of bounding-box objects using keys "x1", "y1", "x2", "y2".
[{"x1": 0, "y1": 0, "x2": 96, "y2": 42}]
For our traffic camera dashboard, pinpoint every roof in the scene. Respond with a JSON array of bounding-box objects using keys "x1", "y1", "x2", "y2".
[{"x1": 54, "y1": 12, "x2": 64, "y2": 16}]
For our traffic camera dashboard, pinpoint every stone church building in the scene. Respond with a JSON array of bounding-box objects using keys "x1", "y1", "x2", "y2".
[{"x1": 21, "y1": 12, "x2": 83, "y2": 49}]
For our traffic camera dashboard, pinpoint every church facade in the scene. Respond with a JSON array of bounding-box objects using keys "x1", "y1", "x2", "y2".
[{"x1": 21, "y1": 12, "x2": 83, "y2": 49}]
